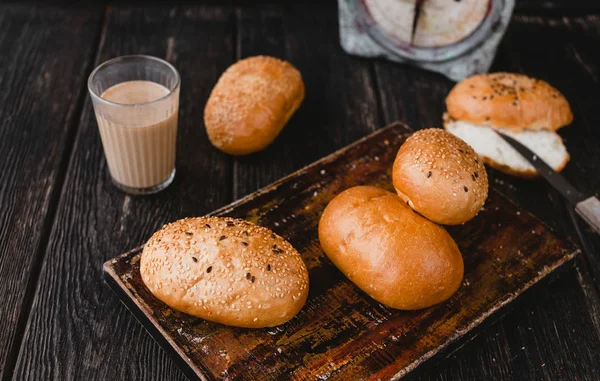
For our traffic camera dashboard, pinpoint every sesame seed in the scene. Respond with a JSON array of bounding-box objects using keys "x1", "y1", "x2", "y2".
[
  {"x1": 241, "y1": 241, "x2": 248, "y2": 246},
  {"x1": 219, "y1": 235, "x2": 226, "y2": 241},
  {"x1": 246, "y1": 272, "x2": 251, "y2": 279},
  {"x1": 205, "y1": 224, "x2": 211, "y2": 229},
  {"x1": 251, "y1": 276, "x2": 256, "y2": 283},
  {"x1": 192, "y1": 257, "x2": 197, "y2": 262},
  {"x1": 206, "y1": 266, "x2": 212, "y2": 273},
  {"x1": 464, "y1": 186, "x2": 469, "y2": 192},
  {"x1": 427, "y1": 171, "x2": 432, "y2": 178},
  {"x1": 267, "y1": 264, "x2": 271, "y2": 271}
]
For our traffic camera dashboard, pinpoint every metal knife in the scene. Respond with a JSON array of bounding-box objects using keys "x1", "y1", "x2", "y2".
[{"x1": 495, "y1": 131, "x2": 600, "y2": 233}]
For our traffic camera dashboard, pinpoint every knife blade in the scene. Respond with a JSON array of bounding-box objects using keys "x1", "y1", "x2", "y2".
[
  {"x1": 495, "y1": 131, "x2": 585, "y2": 204},
  {"x1": 494, "y1": 130, "x2": 600, "y2": 233}
]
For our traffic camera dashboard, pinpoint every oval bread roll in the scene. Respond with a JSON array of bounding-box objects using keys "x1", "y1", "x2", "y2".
[
  {"x1": 318, "y1": 186, "x2": 464, "y2": 310},
  {"x1": 393, "y1": 128, "x2": 489, "y2": 225},
  {"x1": 140, "y1": 217, "x2": 309, "y2": 328},
  {"x1": 204, "y1": 56, "x2": 305, "y2": 155}
]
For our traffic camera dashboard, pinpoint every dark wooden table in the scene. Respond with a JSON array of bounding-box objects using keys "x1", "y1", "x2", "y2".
[{"x1": 0, "y1": 1, "x2": 599, "y2": 380}]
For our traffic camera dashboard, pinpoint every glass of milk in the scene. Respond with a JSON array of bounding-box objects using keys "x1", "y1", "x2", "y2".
[{"x1": 88, "y1": 55, "x2": 180, "y2": 195}]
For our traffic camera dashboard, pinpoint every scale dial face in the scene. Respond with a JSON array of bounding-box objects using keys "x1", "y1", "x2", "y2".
[
  {"x1": 363, "y1": 0, "x2": 416, "y2": 46},
  {"x1": 357, "y1": 0, "x2": 499, "y2": 62},
  {"x1": 413, "y1": 0, "x2": 490, "y2": 47}
]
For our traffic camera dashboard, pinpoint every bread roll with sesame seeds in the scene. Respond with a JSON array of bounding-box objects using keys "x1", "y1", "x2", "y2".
[
  {"x1": 204, "y1": 56, "x2": 305, "y2": 155},
  {"x1": 445, "y1": 72, "x2": 573, "y2": 132},
  {"x1": 318, "y1": 186, "x2": 464, "y2": 310},
  {"x1": 140, "y1": 216, "x2": 309, "y2": 328},
  {"x1": 392, "y1": 128, "x2": 489, "y2": 225}
]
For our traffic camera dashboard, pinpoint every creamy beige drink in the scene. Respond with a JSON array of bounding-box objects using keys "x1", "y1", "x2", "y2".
[{"x1": 95, "y1": 80, "x2": 178, "y2": 190}]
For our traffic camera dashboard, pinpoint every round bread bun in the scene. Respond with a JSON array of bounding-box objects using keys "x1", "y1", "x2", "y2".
[
  {"x1": 318, "y1": 186, "x2": 464, "y2": 310},
  {"x1": 445, "y1": 72, "x2": 573, "y2": 131},
  {"x1": 392, "y1": 128, "x2": 489, "y2": 225},
  {"x1": 140, "y1": 216, "x2": 309, "y2": 328},
  {"x1": 204, "y1": 56, "x2": 305, "y2": 155}
]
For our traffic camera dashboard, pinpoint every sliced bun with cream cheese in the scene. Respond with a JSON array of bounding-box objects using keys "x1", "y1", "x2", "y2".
[{"x1": 444, "y1": 72, "x2": 572, "y2": 177}]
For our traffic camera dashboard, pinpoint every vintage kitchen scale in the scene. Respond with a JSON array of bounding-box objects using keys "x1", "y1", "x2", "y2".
[{"x1": 339, "y1": 0, "x2": 515, "y2": 81}]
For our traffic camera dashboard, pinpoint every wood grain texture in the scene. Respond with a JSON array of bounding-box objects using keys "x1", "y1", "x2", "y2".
[
  {"x1": 105, "y1": 123, "x2": 580, "y2": 381},
  {"x1": 233, "y1": 4, "x2": 381, "y2": 199},
  {"x1": 0, "y1": 3, "x2": 102, "y2": 379},
  {"x1": 22, "y1": 0, "x2": 600, "y2": 12},
  {"x1": 5, "y1": 4, "x2": 600, "y2": 381},
  {"x1": 11, "y1": 6, "x2": 236, "y2": 381},
  {"x1": 374, "y1": 14, "x2": 600, "y2": 381},
  {"x1": 516, "y1": 0, "x2": 600, "y2": 11}
]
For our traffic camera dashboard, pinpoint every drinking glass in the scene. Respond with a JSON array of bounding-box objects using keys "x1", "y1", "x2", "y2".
[{"x1": 88, "y1": 55, "x2": 180, "y2": 195}]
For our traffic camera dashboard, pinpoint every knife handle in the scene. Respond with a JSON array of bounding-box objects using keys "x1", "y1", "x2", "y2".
[{"x1": 575, "y1": 196, "x2": 600, "y2": 234}]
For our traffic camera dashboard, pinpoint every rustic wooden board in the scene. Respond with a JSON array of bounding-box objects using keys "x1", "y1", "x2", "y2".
[{"x1": 104, "y1": 122, "x2": 579, "y2": 381}]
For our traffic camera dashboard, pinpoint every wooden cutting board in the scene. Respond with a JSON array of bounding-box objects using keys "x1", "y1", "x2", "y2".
[{"x1": 103, "y1": 122, "x2": 579, "y2": 381}]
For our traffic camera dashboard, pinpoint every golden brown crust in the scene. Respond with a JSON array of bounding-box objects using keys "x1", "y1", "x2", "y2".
[
  {"x1": 392, "y1": 129, "x2": 489, "y2": 225},
  {"x1": 204, "y1": 56, "x2": 305, "y2": 155},
  {"x1": 140, "y1": 216, "x2": 309, "y2": 328},
  {"x1": 318, "y1": 186, "x2": 464, "y2": 310},
  {"x1": 446, "y1": 73, "x2": 573, "y2": 131}
]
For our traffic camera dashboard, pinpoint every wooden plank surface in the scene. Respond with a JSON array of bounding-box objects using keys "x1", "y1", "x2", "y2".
[
  {"x1": 373, "y1": 13, "x2": 600, "y2": 381},
  {"x1": 516, "y1": 0, "x2": 600, "y2": 11},
  {"x1": 3, "y1": 3, "x2": 600, "y2": 381},
  {"x1": 105, "y1": 122, "x2": 580, "y2": 381},
  {"x1": 0, "y1": 3, "x2": 102, "y2": 379},
  {"x1": 11, "y1": 6, "x2": 235, "y2": 381}
]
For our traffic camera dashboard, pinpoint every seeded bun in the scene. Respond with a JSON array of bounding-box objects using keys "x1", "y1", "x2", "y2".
[
  {"x1": 204, "y1": 56, "x2": 305, "y2": 155},
  {"x1": 319, "y1": 186, "x2": 464, "y2": 310},
  {"x1": 392, "y1": 128, "x2": 489, "y2": 225},
  {"x1": 140, "y1": 217, "x2": 309, "y2": 328},
  {"x1": 445, "y1": 73, "x2": 573, "y2": 131}
]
